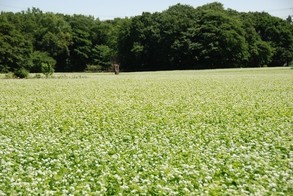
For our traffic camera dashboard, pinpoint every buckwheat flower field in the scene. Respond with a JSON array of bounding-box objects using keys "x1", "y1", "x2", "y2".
[{"x1": 0, "y1": 68, "x2": 292, "y2": 195}]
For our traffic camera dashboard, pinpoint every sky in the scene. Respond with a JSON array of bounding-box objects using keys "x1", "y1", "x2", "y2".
[{"x1": 0, "y1": 0, "x2": 292, "y2": 20}]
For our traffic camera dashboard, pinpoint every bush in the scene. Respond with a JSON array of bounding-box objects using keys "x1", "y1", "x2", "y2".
[
  {"x1": 5, "y1": 72, "x2": 14, "y2": 79},
  {"x1": 41, "y1": 62, "x2": 54, "y2": 78},
  {"x1": 34, "y1": 73, "x2": 42, "y2": 78},
  {"x1": 13, "y1": 68, "x2": 29, "y2": 78},
  {"x1": 30, "y1": 51, "x2": 56, "y2": 77},
  {"x1": 86, "y1": 64, "x2": 103, "y2": 72}
]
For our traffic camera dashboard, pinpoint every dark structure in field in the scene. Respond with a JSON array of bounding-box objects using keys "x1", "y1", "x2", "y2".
[{"x1": 113, "y1": 63, "x2": 120, "y2": 75}]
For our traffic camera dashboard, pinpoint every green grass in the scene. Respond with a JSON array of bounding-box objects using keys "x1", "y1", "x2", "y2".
[{"x1": 0, "y1": 68, "x2": 292, "y2": 195}]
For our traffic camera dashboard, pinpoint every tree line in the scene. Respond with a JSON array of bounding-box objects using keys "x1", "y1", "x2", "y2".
[{"x1": 0, "y1": 2, "x2": 292, "y2": 75}]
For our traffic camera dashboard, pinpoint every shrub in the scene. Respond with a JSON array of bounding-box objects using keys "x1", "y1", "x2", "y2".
[
  {"x1": 41, "y1": 62, "x2": 54, "y2": 78},
  {"x1": 34, "y1": 73, "x2": 42, "y2": 78},
  {"x1": 86, "y1": 64, "x2": 103, "y2": 72},
  {"x1": 30, "y1": 51, "x2": 56, "y2": 77},
  {"x1": 13, "y1": 68, "x2": 29, "y2": 78},
  {"x1": 4, "y1": 72, "x2": 14, "y2": 79}
]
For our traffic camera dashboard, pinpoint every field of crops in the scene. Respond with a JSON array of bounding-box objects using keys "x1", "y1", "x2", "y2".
[{"x1": 0, "y1": 68, "x2": 292, "y2": 195}]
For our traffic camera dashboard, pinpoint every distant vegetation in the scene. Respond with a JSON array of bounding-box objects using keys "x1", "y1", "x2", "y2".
[{"x1": 0, "y1": 2, "x2": 292, "y2": 75}]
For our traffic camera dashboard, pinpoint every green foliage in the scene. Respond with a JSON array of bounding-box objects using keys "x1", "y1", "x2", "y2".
[
  {"x1": 13, "y1": 68, "x2": 29, "y2": 78},
  {"x1": 251, "y1": 12, "x2": 293, "y2": 66},
  {"x1": 188, "y1": 8, "x2": 249, "y2": 68},
  {"x1": 85, "y1": 64, "x2": 102, "y2": 72},
  {"x1": 4, "y1": 72, "x2": 14, "y2": 79},
  {"x1": 66, "y1": 15, "x2": 95, "y2": 71},
  {"x1": 90, "y1": 45, "x2": 113, "y2": 71},
  {"x1": 41, "y1": 62, "x2": 54, "y2": 78},
  {"x1": 0, "y1": 68, "x2": 292, "y2": 194},
  {"x1": 286, "y1": 15, "x2": 292, "y2": 24},
  {"x1": 0, "y1": 3, "x2": 292, "y2": 72},
  {"x1": 117, "y1": 3, "x2": 292, "y2": 71},
  {"x1": 239, "y1": 14, "x2": 274, "y2": 67},
  {"x1": 34, "y1": 13, "x2": 72, "y2": 71},
  {"x1": 251, "y1": 40, "x2": 273, "y2": 67},
  {"x1": 34, "y1": 73, "x2": 42, "y2": 78},
  {"x1": 0, "y1": 14, "x2": 32, "y2": 72},
  {"x1": 30, "y1": 51, "x2": 56, "y2": 74}
]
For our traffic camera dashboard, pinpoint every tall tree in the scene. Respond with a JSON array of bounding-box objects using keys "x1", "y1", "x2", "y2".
[
  {"x1": 88, "y1": 19, "x2": 114, "y2": 70},
  {"x1": 238, "y1": 13, "x2": 273, "y2": 67},
  {"x1": 251, "y1": 12, "x2": 293, "y2": 66},
  {"x1": 34, "y1": 13, "x2": 71, "y2": 71},
  {"x1": 0, "y1": 13, "x2": 32, "y2": 72},
  {"x1": 159, "y1": 4, "x2": 198, "y2": 70},
  {"x1": 1, "y1": 3, "x2": 292, "y2": 73},
  {"x1": 286, "y1": 15, "x2": 292, "y2": 24},
  {"x1": 66, "y1": 15, "x2": 95, "y2": 71},
  {"x1": 187, "y1": 4, "x2": 249, "y2": 68}
]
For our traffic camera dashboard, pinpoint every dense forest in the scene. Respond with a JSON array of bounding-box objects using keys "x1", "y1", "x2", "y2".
[{"x1": 0, "y1": 2, "x2": 293, "y2": 75}]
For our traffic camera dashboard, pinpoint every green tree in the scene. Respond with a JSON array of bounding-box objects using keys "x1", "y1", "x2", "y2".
[
  {"x1": 239, "y1": 13, "x2": 273, "y2": 67},
  {"x1": 116, "y1": 18, "x2": 133, "y2": 70},
  {"x1": 286, "y1": 15, "x2": 292, "y2": 24},
  {"x1": 251, "y1": 12, "x2": 293, "y2": 66},
  {"x1": 1, "y1": 4, "x2": 291, "y2": 73},
  {"x1": 88, "y1": 19, "x2": 117, "y2": 70},
  {"x1": 127, "y1": 12, "x2": 161, "y2": 70},
  {"x1": 30, "y1": 51, "x2": 56, "y2": 76},
  {"x1": 159, "y1": 4, "x2": 198, "y2": 70},
  {"x1": 0, "y1": 13, "x2": 32, "y2": 73},
  {"x1": 35, "y1": 13, "x2": 71, "y2": 71},
  {"x1": 66, "y1": 15, "x2": 94, "y2": 71},
  {"x1": 189, "y1": 7, "x2": 249, "y2": 68},
  {"x1": 89, "y1": 45, "x2": 112, "y2": 71}
]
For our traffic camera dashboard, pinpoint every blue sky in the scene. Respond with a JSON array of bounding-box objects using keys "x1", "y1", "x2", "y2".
[{"x1": 0, "y1": 0, "x2": 292, "y2": 20}]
